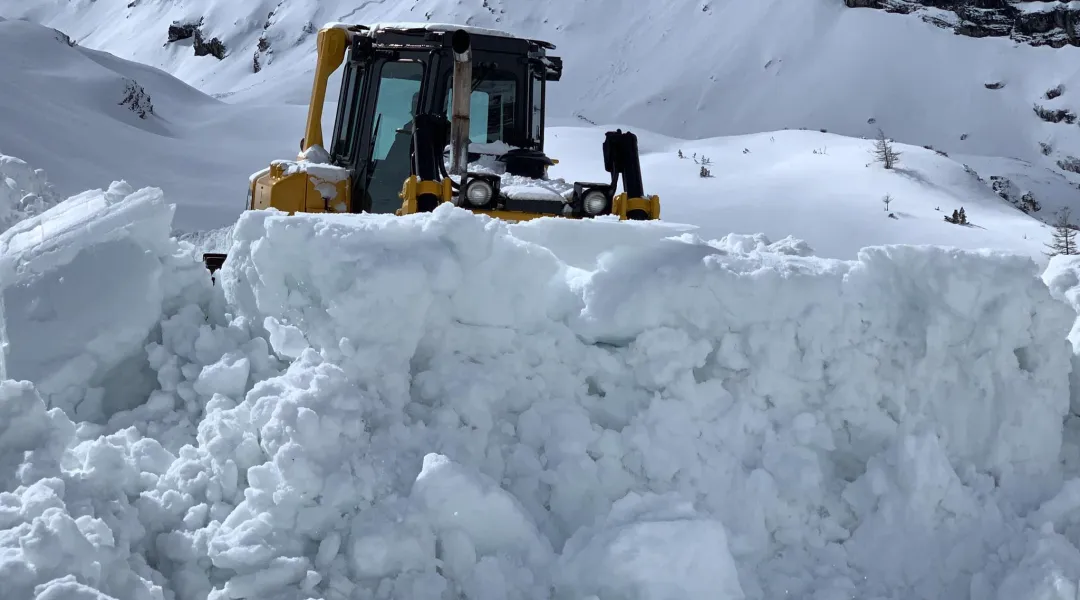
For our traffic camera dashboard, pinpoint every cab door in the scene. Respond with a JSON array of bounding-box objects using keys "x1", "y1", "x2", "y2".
[{"x1": 353, "y1": 57, "x2": 428, "y2": 214}]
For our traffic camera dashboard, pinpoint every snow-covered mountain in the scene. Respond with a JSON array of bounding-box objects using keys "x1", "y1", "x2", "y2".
[
  {"x1": 0, "y1": 16, "x2": 1073, "y2": 256},
  {"x1": 6, "y1": 0, "x2": 1080, "y2": 174},
  {"x1": 0, "y1": 17, "x2": 307, "y2": 231},
  {"x1": 849, "y1": 0, "x2": 1080, "y2": 49}
]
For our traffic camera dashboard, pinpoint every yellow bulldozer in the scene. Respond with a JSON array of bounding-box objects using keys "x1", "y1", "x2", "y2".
[{"x1": 203, "y1": 22, "x2": 661, "y2": 273}]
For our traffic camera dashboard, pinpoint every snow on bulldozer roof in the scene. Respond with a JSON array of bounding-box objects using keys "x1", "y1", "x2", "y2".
[{"x1": 322, "y1": 21, "x2": 520, "y2": 39}]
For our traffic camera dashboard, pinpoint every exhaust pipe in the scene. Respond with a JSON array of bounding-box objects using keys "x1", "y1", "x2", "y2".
[{"x1": 449, "y1": 29, "x2": 472, "y2": 176}]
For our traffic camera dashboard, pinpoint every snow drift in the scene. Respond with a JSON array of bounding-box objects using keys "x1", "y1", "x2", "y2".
[{"x1": 4, "y1": 182, "x2": 1080, "y2": 599}]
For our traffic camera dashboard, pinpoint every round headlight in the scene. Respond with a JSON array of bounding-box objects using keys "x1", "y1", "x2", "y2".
[
  {"x1": 465, "y1": 179, "x2": 494, "y2": 206},
  {"x1": 583, "y1": 190, "x2": 608, "y2": 215}
]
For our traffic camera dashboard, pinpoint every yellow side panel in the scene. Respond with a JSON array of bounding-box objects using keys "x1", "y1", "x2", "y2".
[
  {"x1": 252, "y1": 171, "x2": 306, "y2": 213},
  {"x1": 250, "y1": 162, "x2": 352, "y2": 214}
]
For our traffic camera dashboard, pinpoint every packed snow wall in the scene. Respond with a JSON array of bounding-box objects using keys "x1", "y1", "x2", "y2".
[{"x1": 2, "y1": 191, "x2": 1080, "y2": 600}]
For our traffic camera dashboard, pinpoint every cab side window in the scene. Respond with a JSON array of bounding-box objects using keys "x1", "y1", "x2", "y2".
[{"x1": 444, "y1": 69, "x2": 518, "y2": 145}]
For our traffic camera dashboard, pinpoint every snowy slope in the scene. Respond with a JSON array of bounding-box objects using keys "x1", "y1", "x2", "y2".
[
  {"x1": 548, "y1": 126, "x2": 1071, "y2": 261},
  {"x1": 5, "y1": 181, "x2": 1080, "y2": 600},
  {"x1": 0, "y1": 17, "x2": 1069, "y2": 257},
  {"x1": 6, "y1": 0, "x2": 1080, "y2": 173},
  {"x1": 0, "y1": 18, "x2": 304, "y2": 232}
]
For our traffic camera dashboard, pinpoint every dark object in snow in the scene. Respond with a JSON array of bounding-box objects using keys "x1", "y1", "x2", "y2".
[
  {"x1": 1034, "y1": 104, "x2": 1077, "y2": 124},
  {"x1": 871, "y1": 128, "x2": 901, "y2": 169},
  {"x1": 944, "y1": 207, "x2": 968, "y2": 225},
  {"x1": 844, "y1": 0, "x2": 1080, "y2": 48},
  {"x1": 1058, "y1": 156, "x2": 1080, "y2": 175},
  {"x1": 118, "y1": 79, "x2": 154, "y2": 119},
  {"x1": 1046, "y1": 207, "x2": 1079, "y2": 257},
  {"x1": 166, "y1": 17, "x2": 227, "y2": 60}
]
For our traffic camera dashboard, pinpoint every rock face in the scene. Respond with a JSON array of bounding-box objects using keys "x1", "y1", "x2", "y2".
[
  {"x1": 118, "y1": 78, "x2": 154, "y2": 119},
  {"x1": 844, "y1": 0, "x2": 1080, "y2": 48},
  {"x1": 165, "y1": 17, "x2": 227, "y2": 60}
]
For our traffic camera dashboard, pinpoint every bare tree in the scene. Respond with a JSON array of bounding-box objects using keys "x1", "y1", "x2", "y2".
[
  {"x1": 1046, "y1": 207, "x2": 1079, "y2": 257},
  {"x1": 871, "y1": 128, "x2": 901, "y2": 169},
  {"x1": 882, "y1": 194, "x2": 893, "y2": 211}
]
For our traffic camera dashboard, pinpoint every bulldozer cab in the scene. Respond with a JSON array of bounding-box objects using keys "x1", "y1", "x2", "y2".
[
  {"x1": 211, "y1": 22, "x2": 658, "y2": 276},
  {"x1": 239, "y1": 20, "x2": 658, "y2": 256},
  {"x1": 324, "y1": 23, "x2": 562, "y2": 214}
]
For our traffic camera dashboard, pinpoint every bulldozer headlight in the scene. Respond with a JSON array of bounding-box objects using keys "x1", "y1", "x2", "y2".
[
  {"x1": 465, "y1": 179, "x2": 493, "y2": 206},
  {"x1": 583, "y1": 190, "x2": 608, "y2": 215},
  {"x1": 460, "y1": 173, "x2": 500, "y2": 209},
  {"x1": 572, "y1": 182, "x2": 613, "y2": 217}
]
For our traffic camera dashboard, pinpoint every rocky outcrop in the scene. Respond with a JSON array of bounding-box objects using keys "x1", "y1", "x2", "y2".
[
  {"x1": 1060, "y1": 155, "x2": 1080, "y2": 174},
  {"x1": 118, "y1": 78, "x2": 154, "y2": 119},
  {"x1": 253, "y1": 8, "x2": 276, "y2": 73},
  {"x1": 51, "y1": 28, "x2": 75, "y2": 47},
  {"x1": 989, "y1": 174, "x2": 1042, "y2": 213},
  {"x1": 165, "y1": 17, "x2": 227, "y2": 60},
  {"x1": 844, "y1": 0, "x2": 1080, "y2": 48}
]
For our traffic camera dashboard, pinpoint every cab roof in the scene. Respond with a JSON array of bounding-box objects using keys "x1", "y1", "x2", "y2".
[{"x1": 321, "y1": 21, "x2": 555, "y2": 50}]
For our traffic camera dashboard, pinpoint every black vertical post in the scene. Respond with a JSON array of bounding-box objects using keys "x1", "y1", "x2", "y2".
[
  {"x1": 411, "y1": 113, "x2": 442, "y2": 212},
  {"x1": 603, "y1": 130, "x2": 645, "y2": 199}
]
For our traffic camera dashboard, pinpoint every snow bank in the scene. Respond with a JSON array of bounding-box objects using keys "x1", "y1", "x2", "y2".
[
  {"x1": 0, "y1": 180, "x2": 210, "y2": 420},
  {"x1": 4, "y1": 198, "x2": 1080, "y2": 600},
  {"x1": 211, "y1": 204, "x2": 1073, "y2": 598}
]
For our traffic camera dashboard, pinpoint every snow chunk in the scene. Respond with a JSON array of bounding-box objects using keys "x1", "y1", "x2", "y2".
[
  {"x1": 0, "y1": 181, "x2": 210, "y2": 420},
  {"x1": 0, "y1": 381, "x2": 167, "y2": 600},
  {"x1": 412, "y1": 453, "x2": 554, "y2": 574},
  {"x1": 993, "y1": 532, "x2": 1080, "y2": 600},
  {"x1": 1043, "y1": 254, "x2": 1080, "y2": 349},
  {"x1": 278, "y1": 145, "x2": 349, "y2": 183},
  {"x1": 0, "y1": 153, "x2": 60, "y2": 233},
  {"x1": 557, "y1": 491, "x2": 744, "y2": 600},
  {"x1": 446, "y1": 152, "x2": 574, "y2": 203}
]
